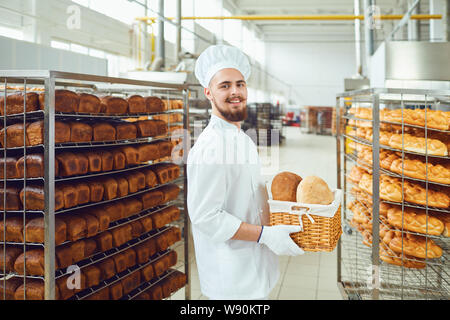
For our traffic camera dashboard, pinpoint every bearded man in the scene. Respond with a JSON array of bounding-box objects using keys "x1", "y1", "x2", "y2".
[{"x1": 187, "y1": 45, "x2": 303, "y2": 300}]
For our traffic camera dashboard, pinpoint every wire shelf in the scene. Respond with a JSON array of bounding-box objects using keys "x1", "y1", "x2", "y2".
[{"x1": 337, "y1": 87, "x2": 450, "y2": 300}]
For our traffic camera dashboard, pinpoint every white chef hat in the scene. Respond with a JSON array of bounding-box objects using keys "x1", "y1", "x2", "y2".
[{"x1": 194, "y1": 44, "x2": 251, "y2": 88}]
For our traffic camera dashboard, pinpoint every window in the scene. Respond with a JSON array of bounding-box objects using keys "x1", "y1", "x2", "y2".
[
  {"x1": 51, "y1": 40, "x2": 70, "y2": 51},
  {"x1": 72, "y1": 0, "x2": 144, "y2": 25},
  {"x1": 70, "y1": 43, "x2": 89, "y2": 55},
  {"x1": 0, "y1": 25, "x2": 23, "y2": 40}
]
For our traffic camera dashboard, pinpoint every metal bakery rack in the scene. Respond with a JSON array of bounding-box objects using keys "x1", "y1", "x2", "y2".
[
  {"x1": 335, "y1": 87, "x2": 450, "y2": 300},
  {"x1": 0, "y1": 70, "x2": 191, "y2": 300}
]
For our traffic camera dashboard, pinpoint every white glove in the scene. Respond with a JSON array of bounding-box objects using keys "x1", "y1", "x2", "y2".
[{"x1": 258, "y1": 225, "x2": 304, "y2": 256}]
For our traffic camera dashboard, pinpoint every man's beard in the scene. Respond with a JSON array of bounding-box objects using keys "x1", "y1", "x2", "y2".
[{"x1": 212, "y1": 95, "x2": 248, "y2": 122}]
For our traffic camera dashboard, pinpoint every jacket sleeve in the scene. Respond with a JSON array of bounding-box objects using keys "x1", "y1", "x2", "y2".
[{"x1": 187, "y1": 149, "x2": 242, "y2": 243}]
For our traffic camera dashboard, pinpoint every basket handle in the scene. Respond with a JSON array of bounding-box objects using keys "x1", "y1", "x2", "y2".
[{"x1": 291, "y1": 210, "x2": 315, "y2": 232}]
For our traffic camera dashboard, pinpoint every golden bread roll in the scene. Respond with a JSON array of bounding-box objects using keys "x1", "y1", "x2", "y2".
[
  {"x1": 389, "y1": 158, "x2": 450, "y2": 185},
  {"x1": 296, "y1": 176, "x2": 333, "y2": 205},
  {"x1": 383, "y1": 109, "x2": 449, "y2": 131},
  {"x1": 347, "y1": 166, "x2": 368, "y2": 185},
  {"x1": 359, "y1": 173, "x2": 450, "y2": 208},
  {"x1": 271, "y1": 172, "x2": 302, "y2": 202},
  {"x1": 386, "y1": 206, "x2": 444, "y2": 236},
  {"x1": 388, "y1": 232, "x2": 442, "y2": 259},
  {"x1": 430, "y1": 212, "x2": 450, "y2": 237},
  {"x1": 355, "y1": 107, "x2": 372, "y2": 120},
  {"x1": 379, "y1": 242, "x2": 426, "y2": 269},
  {"x1": 388, "y1": 133, "x2": 447, "y2": 156}
]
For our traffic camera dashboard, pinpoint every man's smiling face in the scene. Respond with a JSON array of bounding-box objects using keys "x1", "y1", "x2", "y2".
[{"x1": 204, "y1": 68, "x2": 248, "y2": 122}]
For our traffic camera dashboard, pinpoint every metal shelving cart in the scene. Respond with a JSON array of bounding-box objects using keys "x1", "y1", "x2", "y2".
[
  {"x1": 0, "y1": 70, "x2": 191, "y2": 300},
  {"x1": 335, "y1": 87, "x2": 450, "y2": 300}
]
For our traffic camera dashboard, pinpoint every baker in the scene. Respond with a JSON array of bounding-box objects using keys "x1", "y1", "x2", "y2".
[{"x1": 187, "y1": 44, "x2": 303, "y2": 300}]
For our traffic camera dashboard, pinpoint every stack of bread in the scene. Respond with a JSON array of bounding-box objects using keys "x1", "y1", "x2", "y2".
[
  {"x1": 0, "y1": 226, "x2": 183, "y2": 300},
  {"x1": 347, "y1": 166, "x2": 448, "y2": 269},
  {"x1": 0, "y1": 88, "x2": 186, "y2": 300}
]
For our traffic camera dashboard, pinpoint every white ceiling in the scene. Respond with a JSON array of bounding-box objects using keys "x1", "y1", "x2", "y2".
[{"x1": 227, "y1": 0, "x2": 431, "y2": 43}]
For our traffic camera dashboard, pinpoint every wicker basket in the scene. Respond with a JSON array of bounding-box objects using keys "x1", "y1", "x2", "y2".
[{"x1": 268, "y1": 189, "x2": 342, "y2": 252}]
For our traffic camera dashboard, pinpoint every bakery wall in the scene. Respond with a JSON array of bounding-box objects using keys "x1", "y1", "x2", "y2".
[{"x1": 265, "y1": 41, "x2": 360, "y2": 107}]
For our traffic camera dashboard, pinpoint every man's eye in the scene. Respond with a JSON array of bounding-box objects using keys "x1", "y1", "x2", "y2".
[{"x1": 221, "y1": 85, "x2": 229, "y2": 89}]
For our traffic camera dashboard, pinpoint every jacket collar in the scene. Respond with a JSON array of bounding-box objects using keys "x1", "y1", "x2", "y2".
[{"x1": 210, "y1": 114, "x2": 241, "y2": 132}]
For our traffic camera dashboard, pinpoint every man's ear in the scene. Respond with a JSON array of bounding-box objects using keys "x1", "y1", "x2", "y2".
[{"x1": 204, "y1": 87, "x2": 212, "y2": 101}]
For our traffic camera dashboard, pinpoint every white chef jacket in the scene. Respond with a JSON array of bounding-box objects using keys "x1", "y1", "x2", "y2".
[{"x1": 187, "y1": 114, "x2": 279, "y2": 300}]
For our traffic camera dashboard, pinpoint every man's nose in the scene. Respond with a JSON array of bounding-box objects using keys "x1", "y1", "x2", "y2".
[{"x1": 231, "y1": 84, "x2": 240, "y2": 95}]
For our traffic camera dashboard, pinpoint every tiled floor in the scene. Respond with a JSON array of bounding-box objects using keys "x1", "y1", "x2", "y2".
[{"x1": 171, "y1": 127, "x2": 343, "y2": 300}]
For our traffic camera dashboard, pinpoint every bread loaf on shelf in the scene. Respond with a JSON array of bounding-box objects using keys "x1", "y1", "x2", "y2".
[
  {"x1": 88, "y1": 208, "x2": 111, "y2": 232},
  {"x1": 99, "y1": 96, "x2": 128, "y2": 114},
  {"x1": 389, "y1": 133, "x2": 448, "y2": 157},
  {"x1": 16, "y1": 153, "x2": 59, "y2": 178},
  {"x1": 69, "y1": 121, "x2": 92, "y2": 142},
  {"x1": 83, "y1": 265, "x2": 102, "y2": 288},
  {"x1": 82, "y1": 212, "x2": 100, "y2": 237},
  {"x1": 122, "y1": 198, "x2": 143, "y2": 218},
  {"x1": 56, "y1": 152, "x2": 80, "y2": 177},
  {"x1": 39, "y1": 89, "x2": 79, "y2": 113},
  {"x1": 15, "y1": 279, "x2": 60, "y2": 300},
  {"x1": 359, "y1": 173, "x2": 450, "y2": 208},
  {"x1": 139, "y1": 216, "x2": 153, "y2": 233},
  {"x1": 25, "y1": 216, "x2": 67, "y2": 245},
  {"x1": 19, "y1": 183, "x2": 64, "y2": 211},
  {"x1": 387, "y1": 231, "x2": 443, "y2": 259},
  {"x1": 382, "y1": 108, "x2": 450, "y2": 131},
  {"x1": 84, "y1": 151, "x2": 102, "y2": 173},
  {"x1": 78, "y1": 93, "x2": 101, "y2": 114},
  {"x1": 27, "y1": 120, "x2": 71, "y2": 145},
  {"x1": 97, "y1": 257, "x2": 116, "y2": 280},
  {"x1": 14, "y1": 248, "x2": 57, "y2": 276},
  {"x1": 159, "y1": 184, "x2": 180, "y2": 203},
  {"x1": 142, "y1": 168, "x2": 158, "y2": 188},
  {"x1": 0, "y1": 92, "x2": 39, "y2": 115},
  {"x1": 92, "y1": 122, "x2": 116, "y2": 141},
  {"x1": 379, "y1": 242, "x2": 426, "y2": 269},
  {"x1": 60, "y1": 214, "x2": 87, "y2": 241},
  {"x1": 98, "y1": 150, "x2": 114, "y2": 172},
  {"x1": 136, "y1": 120, "x2": 157, "y2": 137},
  {"x1": 93, "y1": 231, "x2": 113, "y2": 252},
  {"x1": 109, "y1": 282, "x2": 124, "y2": 300},
  {"x1": 116, "y1": 122, "x2": 137, "y2": 140},
  {"x1": 157, "y1": 141, "x2": 174, "y2": 158},
  {"x1": 121, "y1": 271, "x2": 141, "y2": 295},
  {"x1": 111, "y1": 149, "x2": 126, "y2": 170},
  {"x1": 98, "y1": 176, "x2": 118, "y2": 200},
  {"x1": 0, "y1": 156, "x2": 19, "y2": 178},
  {"x1": 84, "y1": 238, "x2": 98, "y2": 257},
  {"x1": 112, "y1": 252, "x2": 128, "y2": 273},
  {"x1": 127, "y1": 95, "x2": 146, "y2": 114},
  {"x1": 0, "y1": 278, "x2": 23, "y2": 300},
  {"x1": 0, "y1": 123, "x2": 27, "y2": 148},
  {"x1": 136, "y1": 144, "x2": 160, "y2": 162},
  {"x1": 86, "y1": 180, "x2": 104, "y2": 202},
  {"x1": 116, "y1": 176, "x2": 129, "y2": 198},
  {"x1": 123, "y1": 248, "x2": 137, "y2": 268},
  {"x1": 140, "y1": 190, "x2": 164, "y2": 210},
  {"x1": 130, "y1": 220, "x2": 144, "y2": 238},
  {"x1": 111, "y1": 224, "x2": 132, "y2": 247},
  {"x1": 118, "y1": 146, "x2": 139, "y2": 166},
  {"x1": 145, "y1": 96, "x2": 165, "y2": 113},
  {"x1": 386, "y1": 206, "x2": 445, "y2": 236},
  {"x1": 0, "y1": 246, "x2": 23, "y2": 273}
]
